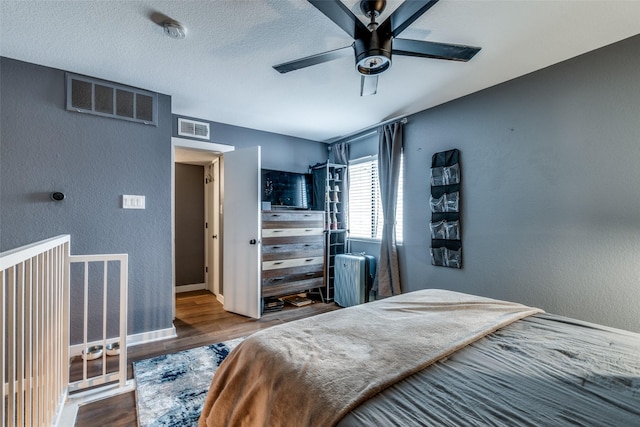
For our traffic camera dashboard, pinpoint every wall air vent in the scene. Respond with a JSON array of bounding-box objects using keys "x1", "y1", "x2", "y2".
[
  {"x1": 65, "y1": 73, "x2": 158, "y2": 126},
  {"x1": 178, "y1": 118, "x2": 210, "y2": 140}
]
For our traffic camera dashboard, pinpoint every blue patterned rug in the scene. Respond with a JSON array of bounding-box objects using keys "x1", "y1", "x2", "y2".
[{"x1": 133, "y1": 337, "x2": 245, "y2": 427}]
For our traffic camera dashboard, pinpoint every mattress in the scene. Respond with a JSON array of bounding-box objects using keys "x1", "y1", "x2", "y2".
[
  {"x1": 338, "y1": 313, "x2": 640, "y2": 426},
  {"x1": 199, "y1": 290, "x2": 542, "y2": 427}
]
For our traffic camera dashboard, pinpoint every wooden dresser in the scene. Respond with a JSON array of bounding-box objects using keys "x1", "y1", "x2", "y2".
[{"x1": 261, "y1": 210, "x2": 325, "y2": 299}]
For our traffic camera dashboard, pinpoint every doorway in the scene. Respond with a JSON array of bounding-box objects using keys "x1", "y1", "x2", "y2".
[
  {"x1": 171, "y1": 137, "x2": 233, "y2": 319},
  {"x1": 175, "y1": 162, "x2": 206, "y2": 292}
]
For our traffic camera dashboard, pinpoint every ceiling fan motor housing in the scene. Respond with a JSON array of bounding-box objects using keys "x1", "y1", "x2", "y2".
[{"x1": 354, "y1": 30, "x2": 392, "y2": 75}]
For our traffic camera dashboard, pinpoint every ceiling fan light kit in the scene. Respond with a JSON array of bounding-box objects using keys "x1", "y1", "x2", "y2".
[
  {"x1": 273, "y1": 0, "x2": 481, "y2": 96},
  {"x1": 354, "y1": 29, "x2": 392, "y2": 76}
]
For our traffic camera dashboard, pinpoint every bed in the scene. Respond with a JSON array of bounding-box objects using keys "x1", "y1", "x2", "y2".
[{"x1": 198, "y1": 289, "x2": 640, "y2": 426}]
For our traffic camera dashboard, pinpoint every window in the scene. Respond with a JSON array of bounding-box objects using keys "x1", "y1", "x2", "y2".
[{"x1": 348, "y1": 155, "x2": 403, "y2": 241}]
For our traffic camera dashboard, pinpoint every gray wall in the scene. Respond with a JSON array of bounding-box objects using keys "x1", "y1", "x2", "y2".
[
  {"x1": 172, "y1": 115, "x2": 327, "y2": 174},
  {"x1": 0, "y1": 57, "x2": 174, "y2": 337},
  {"x1": 175, "y1": 163, "x2": 205, "y2": 286},
  {"x1": 399, "y1": 34, "x2": 640, "y2": 332},
  {"x1": 1, "y1": 57, "x2": 330, "y2": 339}
]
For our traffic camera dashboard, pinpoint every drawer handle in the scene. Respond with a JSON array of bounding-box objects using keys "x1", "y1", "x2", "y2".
[
  {"x1": 305, "y1": 272, "x2": 315, "y2": 277},
  {"x1": 272, "y1": 277, "x2": 285, "y2": 281},
  {"x1": 305, "y1": 258, "x2": 314, "y2": 262},
  {"x1": 270, "y1": 214, "x2": 281, "y2": 217},
  {"x1": 272, "y1": 230, "x2": 282, "y2": 233},
  {"x1": 273, "y1": 261, "x2": 284, "y2": 265},
  {"x1": 304, "y1": 229, "x2": 313, "y2": 232},
  {"x1": 272, "y1": 246, "x2": 281, "y2": 249}
]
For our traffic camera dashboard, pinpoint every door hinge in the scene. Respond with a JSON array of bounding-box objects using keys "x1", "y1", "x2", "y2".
[
  {"x1": 205, "y1": 222, "x2": 208, "y2": 228},
  {"x1": 205, "y1": 266, "x2": 208, "y2": 273}
]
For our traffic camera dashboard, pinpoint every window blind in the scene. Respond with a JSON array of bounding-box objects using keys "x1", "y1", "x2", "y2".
[{"x1": 348, "y1": 155, "x2": 403, "y2": 241}]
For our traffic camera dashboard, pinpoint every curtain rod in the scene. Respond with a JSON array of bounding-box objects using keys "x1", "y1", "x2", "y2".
[{"x1": 328, "y1": 116, "x2": 408, "y2": 145}]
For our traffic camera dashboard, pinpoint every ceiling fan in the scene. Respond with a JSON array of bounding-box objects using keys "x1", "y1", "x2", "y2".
[{"x1": 273, "y1": 0, "x2": 481, "y2": 96}]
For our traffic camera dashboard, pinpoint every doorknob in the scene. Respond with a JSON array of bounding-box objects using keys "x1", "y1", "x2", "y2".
[
  {"x1": 212, "y1": 235, "x2": 218, "y2": 239},
  {"x1": 249, "y1": 239, "x2": 257, "y2": 245}
]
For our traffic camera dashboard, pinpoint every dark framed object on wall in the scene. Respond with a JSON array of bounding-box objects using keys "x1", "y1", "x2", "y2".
[{"x1": 429, "y1": 149, "x2": 462, "y2": 268}]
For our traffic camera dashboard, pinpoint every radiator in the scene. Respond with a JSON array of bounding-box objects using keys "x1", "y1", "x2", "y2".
[{"x1": 334, "y1": 254, "x2": 375, "y2": 307}]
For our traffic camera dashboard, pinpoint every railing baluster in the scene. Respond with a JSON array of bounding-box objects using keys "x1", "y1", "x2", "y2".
[
  {"x1": 1, "y1": 269, "x2": 6, "y2": 427},
  {"x1": 24, "y1": 258, "x2": 32, "y2": 427},
  {"x1": 7, "y1": 266, "x2": 16, "y2": 427},
  {"x1": 102, "y1": 260, "x2": 108, "y2": 378},
  {"x1": 83, "y1": 260, "x2": 89, "y2": 384},
  {"x1": 16, "y1": 262, "x2": 24, "y2": 427}
]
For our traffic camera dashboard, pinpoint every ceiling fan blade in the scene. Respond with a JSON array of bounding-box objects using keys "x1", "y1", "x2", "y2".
[
  {"x1": 392, "y1": 38, "x2": 481, "y2": 62},
  {"x1": 308, "y1": 0, "x2": 369, "y2": 40},
  {"x1": 273, "y1": 46, "x2": 353, "y2": 74},
  {"x1": 360, "y1": 75, "x2": 378, "y2": 96},
  {"x1": 379, "y1": 0, "x2": 440, "y2": 37}
]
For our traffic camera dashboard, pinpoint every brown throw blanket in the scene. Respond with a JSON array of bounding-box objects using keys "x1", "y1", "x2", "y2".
[{"x1": 199, "y1": 289, "x2": 543, "y2": 427}]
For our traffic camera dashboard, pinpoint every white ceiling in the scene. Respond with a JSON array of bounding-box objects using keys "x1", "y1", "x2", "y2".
[{"x1": 1, "y1": 1, "x2": 639, "y2": 142}]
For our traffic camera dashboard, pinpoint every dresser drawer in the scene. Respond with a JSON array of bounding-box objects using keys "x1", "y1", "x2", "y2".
[
  {"x1": 262, "y1": 264, "x2": 323, "y2": 287},
  {"x1": 262, "y1": 234, "x2": 323, "y2": 246},
  {"x1": 262, "y1": 228, "x2": 323, "y2": 238},
  {"x1": 262, "y1": 277, "x2": 325, "y2": 298},
  {"x1": 262, "y1": 264, "x2": 324, "y2": 298},
  {"x1": 262, "y1": 256, "x2": 324, "y2": 271},
  {"x1": 263, "y1": 241, "x2": 324, "y2": 261},
  {"x1": 262, "y1": 211, "x2": 323, "y2": 222},
  {"x1": 262, "y1": 211, "x2": 323, "y2": 229}
]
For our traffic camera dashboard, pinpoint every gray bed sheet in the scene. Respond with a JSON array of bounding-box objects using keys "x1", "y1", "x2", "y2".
[{"x1": 338, "y1": 313, "x2": 640, "y2": 426}]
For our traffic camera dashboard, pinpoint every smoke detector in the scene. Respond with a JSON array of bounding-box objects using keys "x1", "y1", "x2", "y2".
[{"x1": 163, "y1": 21, "x2": 187, "y2": 39}]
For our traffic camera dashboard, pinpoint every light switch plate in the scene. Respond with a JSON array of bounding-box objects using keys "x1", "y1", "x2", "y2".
[{"x1": 122, "y1": 195, "x2": 145, "y2": 209}]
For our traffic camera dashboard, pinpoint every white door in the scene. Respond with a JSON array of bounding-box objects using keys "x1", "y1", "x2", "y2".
[
  {"x1": 222, "y1": 146, "x2": 262, "y2": 318},
  {"x1": 204, "y1": 161, "x2": 220, "y2": 295},
  {"x1": 211, "y1": 160, "x2": 221, "y2": 295}
]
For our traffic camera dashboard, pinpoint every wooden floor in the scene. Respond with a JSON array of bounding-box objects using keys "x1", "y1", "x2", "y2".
[{"x1": 74, "y1": 291, "x2": 340, "y2": 426}]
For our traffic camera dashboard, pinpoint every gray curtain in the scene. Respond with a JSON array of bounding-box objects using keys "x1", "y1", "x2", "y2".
[
  {"x1": 331, "y1": 142, "x2": 349, "y2": 165},
  {"x1": 374, "y1": 122, "x2": 403, "y2": 297}
]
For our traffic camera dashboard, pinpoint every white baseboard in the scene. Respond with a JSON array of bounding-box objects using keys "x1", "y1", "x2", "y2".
[
  {"x1": 69, "y1": 326, "x2": 177, "y2": 357},
  {"x1": 128, "y1": 326, "x2": 178, "y2": 347},
  {"x1": 217, "y1": 293, "x2": 224, "y2": 304},
  {"x1": 175, "y1": 282, "x2": 206, "y2": 293}
]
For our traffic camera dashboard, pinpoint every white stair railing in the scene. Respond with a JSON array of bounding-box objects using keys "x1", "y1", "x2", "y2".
[
  {"x1": 67, "y1": 253, "x2": 128, "y2": 393},
  {"x1": 1, "y1": 235, "x2": 70, "y2": 427},
  {"x1": 1, "y1": 236, "x2": 129, "y2": 427}
]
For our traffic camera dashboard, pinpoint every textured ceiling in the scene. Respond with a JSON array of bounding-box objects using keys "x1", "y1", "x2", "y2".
[{"x1": 1, "y1": 1, "x2": 639, "y2": 142}]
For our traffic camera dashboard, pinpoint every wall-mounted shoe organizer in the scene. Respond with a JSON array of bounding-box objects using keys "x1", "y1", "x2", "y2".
[{"x1": 430, "y1": 149, "x2": 462, "y2": 268}]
